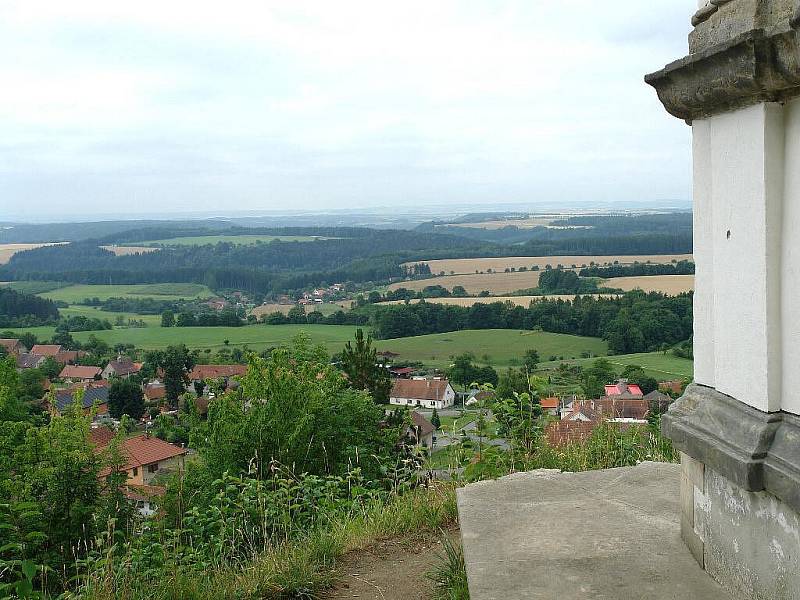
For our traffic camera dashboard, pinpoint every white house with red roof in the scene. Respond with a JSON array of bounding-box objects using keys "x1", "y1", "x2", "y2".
[{"x1": 390, "y1": 379, "x2": 455, "y2": 409}]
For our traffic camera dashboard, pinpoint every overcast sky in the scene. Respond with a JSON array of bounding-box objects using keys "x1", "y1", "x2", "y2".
[{"x1": 0, "y1": 1, "x2": 695, "y2": 220}]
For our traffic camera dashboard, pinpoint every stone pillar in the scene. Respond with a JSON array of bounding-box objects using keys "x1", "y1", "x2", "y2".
[{"x1": 646, "y1": 2, "x2": 800, "y2": 598}]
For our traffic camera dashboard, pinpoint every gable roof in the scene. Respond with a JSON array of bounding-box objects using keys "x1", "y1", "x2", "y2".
[
  {"x1": 105, "y1": 358, "x2": 142, "y2": 377},
  {"x1": 189, "y1": 364, "x2": 247, "y2": 380},
  {"x1": 0, "y1": 339, "x2": 24, "y2": 353},
  {"x1": 410, "y1": 411, "x2": 436, "y2": 437},
  {"x1": 144, "y1": 383, "x2": 166, "y2": 401},
  {"x1": 571, "y1": 398, "x2": 650, "y2": 422},
  {"x1": 30, "y1": 344, "x2": 62, "y2": 356},
  {"x1": 16, "y1": 353, "x2": 45, "y2": 369},
  {"x1": 89, "y1": 426, "x2": 116, "y2": 447},
  {"x1": 604, "y1": 381, "x2": 643, "y2": 398},
  {"x1": 59, "y1": 365, "x2": 102, "y2": 380},
  {"x1": 541, "y1": 397, "x2": 560, "y2": 409},
  {"x1": 391, "y1": 379, "x2": 451, "y2": 401},
  {"x1": 54, "y1": 386, "x2": 109, "y2": 412},
  {"x1": 118, "y1": 434, "x2": 187, "y2": 470}
]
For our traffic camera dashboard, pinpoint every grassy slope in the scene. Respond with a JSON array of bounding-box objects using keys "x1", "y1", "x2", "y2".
[
  {"x1": 374, "y1": 329, "x2": 609, "y2": 370},
  {"x1": 141, "y1": 235, "x2": 327, "y2": 246},
  {"x1": 539, "y1": 351, "x2": 693, "y2": 380},
  {"x1": 39, "y1": 283, "x2": 214, "y2": 303},
  {"x1": 60, "y1": 305, "x2": 162, "y2": 327}
]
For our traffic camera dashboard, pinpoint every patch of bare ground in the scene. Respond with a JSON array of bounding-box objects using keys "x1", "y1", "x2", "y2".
[{"x1": 325, "y1": 528, "x2": 460, "y2": 600}]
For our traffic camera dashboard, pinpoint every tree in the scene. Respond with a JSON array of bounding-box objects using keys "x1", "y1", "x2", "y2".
[
  {"x1": 523, "y1": 349, "x2": 540, "y2": 374},
  {"x1": 148, "y1": 345, "x2": 195, "y2": 406},
  {"x1": 0, "y1": 356, "x2": 26, "y2": 421},
  {"x1": 161, "y1": 310, "x2": 175, "y2": 328},
  {"x1": 447, "y1": 353, "x2": 477, "y2": 391},
  {"x1": 430, "y1": 408, "x2": 441, "y2": 429},
  {"x1": 581, "y1": 358, "x2": 616, "y2": 398},
  {"x1": 340, "y1": 329, "x2": 391, "y2": 404},
  {"x1": 620, "y1": 365, "x2": 659, "y2": 395},
  {"x1": 108, "y1": 378, "x2": 145, "y2": 419}
]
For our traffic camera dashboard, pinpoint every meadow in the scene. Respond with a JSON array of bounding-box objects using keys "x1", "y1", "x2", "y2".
[
  {"x1": 406, "y1": 254, "x2": 694, "y2": 276},
  {"x1": 38, "y1": 283, "x2": 214, "y2": 303},
  {"x1": 60, "y1": 305, "x2": 162, "y2": 327},
  {"x1": 540, "y1": 351, "x2": 693, "y2": 380},
  {"x1": 387, "y1": 271, "x2": 542, "y2": 295},
  {"x1": 141, "y1": 234, "x2": 329, "y2": 246},
  {"x1": 602, "y1": 274, "x2": 694, "y2": 295},
  {"x1": 373, "y1": 329, "x2": 609, "y2": 370}
]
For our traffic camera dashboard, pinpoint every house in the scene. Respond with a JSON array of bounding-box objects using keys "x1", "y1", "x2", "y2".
[
  {"x1": 390, "y1": 379, "x2": 455, "y2": 409},
  {"x1": 540, "y1": 397, "x2": 560, "y2": 416},
  {"x1": 603, "y1": 380, "x2": 644, "y2": 399},
  {"x1": 545, "y1": 420, "x2": 597, "y2": 447},
  {"x1": 16, "y1": 353, "x2": 46, "y2": 370},
  {"x1": 0, "y1": 338, "x2": 25, "y2": 356},
  {"x1": 465, "y1": 389, "x2": 495, "y2": 407},
  {"x1": 30, "y1": 344, "x2": 62, "y2": 357},
  {"x1": 406, "y1": 411, "x2": 436, "y2": 449},
  {"x1": 188, "y1": 364, "x2": 247, "y2": 381},
  {"x1": 144, "y1": 383, "x2": 166, "y2": 402},
  {"x1": 102, "y1": 357, "x2": 142, "y2": 379},
  {"x1": 98, "y1": 433, "x2": 187, "y2": 486},
  {"x1": 388, "y1": 366, "x2": 414, "y2": 379},
  {"x1": 658, "y1": 379, "x2": 685, "y2": 395},
  {"x1": 644, "y1": 389, "x2": 672, "y2": 414},
  {"x1": 566, "y1": 398, "x2": 650, "y2": 423},
  {"x1": 59, "y1": 364, "x2": 102, "y2": 383},
  {"x1": 55, "y1": 350, "x2": 83, "y2": 365},
  {"x1": 124, "y1": 484, "x2": 166, "y2": 517},
  {"x1": 52, "y1": 385, "x2": 110, "y2": 417}
]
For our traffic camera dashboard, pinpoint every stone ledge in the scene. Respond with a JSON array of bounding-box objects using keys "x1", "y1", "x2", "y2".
[{"x1": 645, "y1": 25, "x2": 800, "y2": 122}]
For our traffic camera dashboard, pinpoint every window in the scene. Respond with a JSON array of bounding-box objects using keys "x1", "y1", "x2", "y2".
[
  {"x1": 148, "y1": 463, "x2": 159, "y2": 473},
  {"x1": 132, "y1": 467, "x2": 138, "y2": 477}
]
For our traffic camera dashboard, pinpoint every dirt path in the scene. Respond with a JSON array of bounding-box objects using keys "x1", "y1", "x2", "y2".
[{"x1": 325, "y1": 530, "x2": 459, "y2": 600}]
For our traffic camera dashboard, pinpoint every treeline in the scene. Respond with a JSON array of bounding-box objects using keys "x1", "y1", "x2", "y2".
[
  {"x1": 261, "y1": 307, "x2": 369, "y2": 327},
  {"x1": 83, "y1": 296, "x2": 181, "y2": 314},
  {"x1": 370, "y1": 291, "x2": 692, "y2": 354},
  {"x1": 0, "y1": 287, "x2": 60, "y2": 327},
  {"x1": 173, "y1": 310, "x2": 244, "y2": 327},
  {"x1": 579, "y1": 260, "x2": 695, "y2": 278}
]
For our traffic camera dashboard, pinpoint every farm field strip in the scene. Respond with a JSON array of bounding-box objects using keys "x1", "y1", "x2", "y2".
[
  {"x1": 539, "y1": 351, "x2": 693, "y2": 380},
  {"x1": 100, "y1": 245, "x2": 161, "y2": 256},
  {"x1": 387, "y1": 271, "x2": 542, "y2": 295},
  {"x1": 601, "y1": 275, "x2": 694, "y2": 294},
  {"x1": 405, "y1": 254, "x2": 694, "y2": 276},
  {"x1": 38, "y1": 283, "x2": 214, "y2": 302},
  {"x1": 0, "y1": 242, "x2": 68, "y2": 264},
  {"x1": 140, "y1": 235, "x2": 330, "y2": 246},
  {"x1": 378, "y1": 294, "x2": 619, "y2": 308}
]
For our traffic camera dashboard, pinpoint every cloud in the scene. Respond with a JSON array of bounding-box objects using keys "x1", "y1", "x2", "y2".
[{"x1": 0, "y1": 0, "x2": 695, "y2": 219}]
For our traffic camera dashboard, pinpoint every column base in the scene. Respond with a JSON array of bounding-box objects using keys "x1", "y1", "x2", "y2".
[{"x1": 667, "y1": 385, "x2": 800, "y2": 598}]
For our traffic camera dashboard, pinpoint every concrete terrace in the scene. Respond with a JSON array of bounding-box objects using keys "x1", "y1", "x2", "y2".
[{"x1": 457, "y1": 462, "x2": 731, "y2": 599}]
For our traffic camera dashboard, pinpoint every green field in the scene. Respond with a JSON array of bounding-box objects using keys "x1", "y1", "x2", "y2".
[
  {"x1": 39, "y1": 283, "x2": 214, "y2": 303},
  {"x1": 373, "y1": 329, "x2": 609, "y2": 370},
  {"x1": 540, "y1": 351, "x2": 693, "y2": 380},
  {"x1": 141, "y1": 235, "x2": 329, "y2": 246},
  {"x1": 52, "y1": 324, "x2": 363, "y2": 353},
  {"x1": 60, "y1": 305, "x2": 162, "y2": 327},
  {"x1": 3, "y1": 281, "x2": 69, "y2": 295}
]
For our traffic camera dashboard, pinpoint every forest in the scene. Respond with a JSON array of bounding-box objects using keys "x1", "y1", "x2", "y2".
[
  {"x1": 368, "y1": 291, "x2": 693, "y2": 354},
  {"x1": 0, "y1": 287, "x2": 60, "y2": 327}
]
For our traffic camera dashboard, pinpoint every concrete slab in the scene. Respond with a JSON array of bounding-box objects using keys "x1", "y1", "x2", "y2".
[{"x1": 457, "y1": 462, "x2": 732, "y2": 600}]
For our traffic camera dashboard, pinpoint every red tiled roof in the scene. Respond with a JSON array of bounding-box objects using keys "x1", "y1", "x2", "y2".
[
  {"x1": 391, "y1": 379, "x2": 451, "y2": 401},
  {"x1": 571, "y1": 399, "x2": 650, "y2": 421},
  {"x1": 89, "y1": 426, "x2": 116, "y2": 447},
  {"x1": 545, "y1": 420, "x2": 597, "y2": 447},
  {"x1": 541, "y1": 397, "x2": 559, "y2": 409},
  {"x1": 410, "y1": 411, "x2": 436, "y2": 436},
  {"x1": 604, "y1": 382, "x2": 643, "y2": 397},
  {"x1": 30, "y1": 344, "x2": 62, "y2": 356},
  {"x1": 124, "y1": 484, "x2": 166, "y2": 501},
  {"x1": 106, "y1": 358, "x2": 142, "y2": 376},
  {"x1": 144, "y1": 384, "x2": 166, "y2": 401},
  {"x1": 389, "y1": 367, "x2": 415, "y2": 375},
  {"x1": 189, "y1": 364, "x2": 247, "y2": 380},
  {"x1": 59, "y1": 365, "x2": 102, "y2": 380},
  {"x1": 0, "y1": 339, "x2": 23, "y2": 353},
  {"x1": 99, "y1": 435, "x2": 187, "y2": 476}
]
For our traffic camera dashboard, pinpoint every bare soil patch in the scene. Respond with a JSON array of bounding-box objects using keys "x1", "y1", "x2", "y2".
[{"x1": 325, "y1": 529, "x2": 459, "y2": 600}]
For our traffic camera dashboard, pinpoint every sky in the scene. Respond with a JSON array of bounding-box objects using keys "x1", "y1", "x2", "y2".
[{"x1": 0, "y1": 1, "x2": 696, "y2": 220}]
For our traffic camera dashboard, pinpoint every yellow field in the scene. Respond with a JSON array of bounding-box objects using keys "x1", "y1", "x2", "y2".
[
  {"x1": 604, "y1": 275, "x2": 694, "y2": 294},
  {"x1": 379, "y1": 294, "x2": 619, "y2": 308},
  {"x1": 388, "y1": 271, "x2": 541, "y2": 295},
  {"x1": 250, "y1": 301, "x2": 352, "y2": 318},
  {"x1": 407, "y1": 254, "x2": 693, "y2": 275},
  {"x1": 0, "y1": 243, "x2": 67, "y2": 264},
  {"x1": 100, "y1": 245, "x2": 160, "y2": 256},
  {"x1": 446, "y1": 217, "x2": 556, "y2": 229}
]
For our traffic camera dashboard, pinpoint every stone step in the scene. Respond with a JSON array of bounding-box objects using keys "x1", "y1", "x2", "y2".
[{"x1": 456, "y1": 462, "x2": 732, "y2": 600}]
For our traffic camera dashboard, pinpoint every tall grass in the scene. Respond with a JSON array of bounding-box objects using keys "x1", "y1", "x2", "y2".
[{"x1": 73, "y1": 483, "x2": 457, "y2": 600}]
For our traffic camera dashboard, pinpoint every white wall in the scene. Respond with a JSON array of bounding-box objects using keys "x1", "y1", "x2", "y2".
[
  {"x1": 781, "y1": 97, "x2": 800, "y2": 415},
  {"x1": 693, "y1": 103, "x2": 785, "y2": 413}
]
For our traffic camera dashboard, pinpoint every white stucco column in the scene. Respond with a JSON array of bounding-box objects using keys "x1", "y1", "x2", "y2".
[{"x1": 693, "y1": 103, "x2": 784, "y2": 413}]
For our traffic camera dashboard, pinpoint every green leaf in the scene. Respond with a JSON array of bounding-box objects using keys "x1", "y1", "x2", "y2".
[{"x1": 21, "y1": 559, "x2": 37, "y2": 581}]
